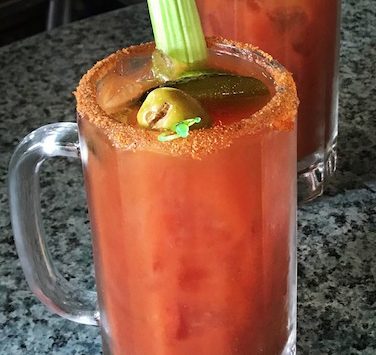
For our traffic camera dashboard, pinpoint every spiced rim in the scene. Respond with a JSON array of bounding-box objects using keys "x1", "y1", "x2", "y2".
[{"x1": 75, "y1": 37, "x2": 298, "y2": 159}]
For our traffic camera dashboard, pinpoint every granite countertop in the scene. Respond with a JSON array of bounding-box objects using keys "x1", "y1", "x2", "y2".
[{"x1": 0, "y1": 1, "x2": 375, "y2": 354}]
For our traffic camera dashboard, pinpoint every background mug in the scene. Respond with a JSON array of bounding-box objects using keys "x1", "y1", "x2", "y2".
[{"x1": 196, "y1": 0, "x2": 341, "y2": 201}]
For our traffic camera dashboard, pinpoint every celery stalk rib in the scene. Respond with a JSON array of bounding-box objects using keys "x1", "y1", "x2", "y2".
[{"x1": 147, "y1": 0, "x2": 207, "y2": 64}]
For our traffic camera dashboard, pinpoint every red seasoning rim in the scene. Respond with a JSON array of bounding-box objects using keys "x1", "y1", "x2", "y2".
[{"x1": 75, "y1": 37, "x2": 298, "y2": 159}]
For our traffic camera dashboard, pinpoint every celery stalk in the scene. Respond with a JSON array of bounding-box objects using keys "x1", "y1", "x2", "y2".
[{"x1": 147, "y1": 0, "x2": 207, "y2": 64}]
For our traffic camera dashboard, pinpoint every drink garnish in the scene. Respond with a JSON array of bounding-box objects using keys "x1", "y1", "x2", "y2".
[
  {"x1": 147, "y1": 0, "x2": 207, "y2": 81},
  {"x1": 178, "y1": 69, "x2": 225, "y2": 79},
  {"x1": 171, "y1": 74, "x2": 269, "y2": 100},
  {"x1": 143, "y1": 0, "x2": 211, "y2": 141},
  {"x1": 137, "y1": 87, "x2": 210, "y2": 132},
  {"x1": 151, "y1": 50, "x2": 189, "y2": 82},
  {"x1": 144, "y1": 0, "x2": 268, "y2": 142},
  {"x1": 158, "y1": 117, "x2": 202, "y2": 142},
  {"x1": 140, "y1": 74, "x2": 270, "y2": 103}
]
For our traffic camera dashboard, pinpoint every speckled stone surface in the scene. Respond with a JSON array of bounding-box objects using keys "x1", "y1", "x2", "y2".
[{"x1": 0, "y1": 1, "x2": 375, "y2": 354}]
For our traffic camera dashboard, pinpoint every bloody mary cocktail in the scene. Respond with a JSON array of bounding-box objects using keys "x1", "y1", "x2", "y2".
[
  {"x1": 196, "y1": 0, "x2": 340, "y2": 201},
  {"x1": 75, "y1": 39, "x2": 298, "y2": 355}
]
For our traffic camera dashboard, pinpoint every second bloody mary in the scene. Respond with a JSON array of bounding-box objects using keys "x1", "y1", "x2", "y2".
[{"x1": 196, "y1": 0, "x2": 340, "y2": 200}]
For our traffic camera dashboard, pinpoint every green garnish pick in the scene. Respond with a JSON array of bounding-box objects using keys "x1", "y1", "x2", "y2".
[
  {"x1": 147, "y1": 0, "x2": 207, "y2": 65},
  {"x1": 158, "y1": 117, "x2": 201, "y2": 142}
]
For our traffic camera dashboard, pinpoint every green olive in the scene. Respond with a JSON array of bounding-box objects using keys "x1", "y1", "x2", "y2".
[{"x1": 137, "y1": 87, "x2": 211, "y2": 130}]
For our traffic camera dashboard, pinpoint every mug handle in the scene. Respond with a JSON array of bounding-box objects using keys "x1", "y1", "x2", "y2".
[{"x1": 8, "y1": 122, "x2": 99, "y2": 326}]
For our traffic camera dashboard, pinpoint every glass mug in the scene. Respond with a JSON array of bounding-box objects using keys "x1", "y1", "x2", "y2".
[
  {"x1": 196, "y1": 0, "x2": 341, "y2": 201},
  {"x1": 9, "y1": 39, "x2": 298, "y2": 354}
]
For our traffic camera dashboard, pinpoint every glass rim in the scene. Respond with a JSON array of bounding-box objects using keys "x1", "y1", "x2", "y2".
[{"x1": 75, "y1": 37, "x2": 298, "y2": 158}]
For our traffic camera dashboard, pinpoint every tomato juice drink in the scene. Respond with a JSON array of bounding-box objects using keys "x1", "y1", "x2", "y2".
[
  {"x1": 8, "y1": 2, "x2": 298, "y2": 355},
  {"x1": 75, "y1": 38, "x2": 298, "y2": 354},
  {"x1": 197, "y1": 0, "x2": 341, "y2": 200}
]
